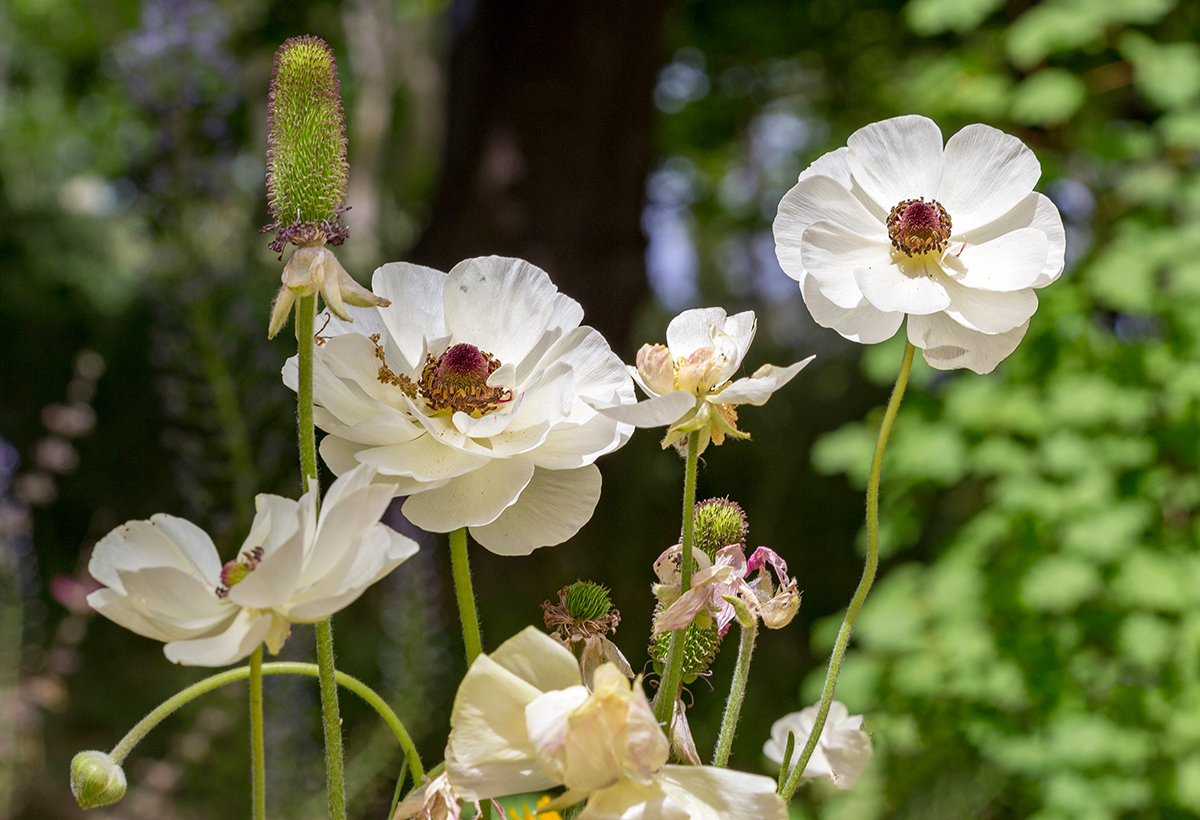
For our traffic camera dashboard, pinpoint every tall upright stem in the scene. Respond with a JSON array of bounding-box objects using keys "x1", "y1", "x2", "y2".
[
  {"x1": 653, "y1": 433, "x2": 701, "y2": 729},
  {"x1": 449, "y1": 528, "x2": 483, "y2": 665},
  {"x1": 295, "y1": 293, "x2": 346, "y2": 820},
  {"x1": 249, "y1": 647, "x2": 266, "y2": 820},
  {"x1": 712, "y1": 618, "x2": 757, "y2": 768},
  {"x1": 781, "y1": 342, "x2": 914, "y2": 799}
]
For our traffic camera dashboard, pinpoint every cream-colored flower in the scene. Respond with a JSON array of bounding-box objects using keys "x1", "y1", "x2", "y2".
[
  {"x1": 774, "y1": 114, "x2": 1066, "y2": 374},
  {"x1": 445, "y1": 627, "x2": 787, "y2": 820},
  {"x1": 87, "y1": 464, "x2": 417, "y2": 666},
  {"x1": 598, "y1": 308, "x2": 813, "y2": 454},
  {"x1": 283, "y1": 256, "x2": 636, "y2": 555},
  {"x1": 763, "y1": 701, "x2": 873, "y2": 790}
]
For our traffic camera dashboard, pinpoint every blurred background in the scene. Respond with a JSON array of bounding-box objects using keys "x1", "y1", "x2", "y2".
[{"x1": 3, "y1": 0, "x2": 1199, "y2": 817}]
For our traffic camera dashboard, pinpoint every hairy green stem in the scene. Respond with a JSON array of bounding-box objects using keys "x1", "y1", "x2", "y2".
[
  {"x1": 712, "y1": 618, "x2": 758, "y2": 768},
  {"x1": 296, "y1": 294, "x2": 319, "y2": 492},
  {"x1": 781, "y1": 341, "x2": 914, "y2": 799},
  {"x1": 249, "y1": 647, "x2": 266, "y2": 820},
  {"x1": 107, "y1": 662, "x2": 423, "y2": 780},
  {"x1": 449, "y1": 528, "x2": 484, "y2": 665},
  {"x1": 654, "y1": 433, "x2": 701, "y2": 730}
]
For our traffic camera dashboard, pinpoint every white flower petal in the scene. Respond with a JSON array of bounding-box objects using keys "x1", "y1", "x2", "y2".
[
  {"x1": 594, "y1": 391, "x2": 696, "y2": 428},
  {"x1": 163, "y1": 609, "x2": 273, "y2": 667},
  {"x1": 526, "y1": 686, "x2": 592, "y2": 783},
  {"x1": 579, "y1": 779, "x2": 689, "y2": 820},
  {"x1": 847, "y1": 115, "x2": 943, "y2": 208},
  {"x1": 87, "y1": 588, "x2": 232, "y2": 642},
  {"x1": 801, "y1": 221, "x2": 893, "y2": 309},
  {"x1": 801, "y1": 274, "x2": 904, "y2": 344},
  {"x1": 402, "y1": 456, "x2": 535, "y2": 532},
  {"x1": 117, "y1": 567, "x2": 230, "y2": 628},
  {"x1": 468, "y1": 465, "x2": 601, "y2": 555},
  {"x1": 315, "y1": 410, "x2": 422, "y2": 448},
  {"x1": 712, "y1": 356, "x2": 814, "y2": 407},
  {"x1": 964, "y1": 192, "x2": 1065, "y2": 287},
  {"x1": 939, "y1": 277, "x2": 1038, "y2": 334},
  {"x1": 372, "y1": 262, "x2": 448, "y2": 372},
  {"x1": 303, "y1": 478, "x2": 398, "y2": 587},
  {"x1": 774, "y1": 176, "x2": 887, "y2": 283},
  {"x1": 797, "y1": 145, "x2": 852, "y2": 188},
  {"x1": 908, "y1": 312, "x2": 1030, "y2": 374},
  {"x1": 659, "y1": 766, "x2": 789, "y2": 820},
  {"x1": 534, "y1": 326, "x2": 637, "y2": 409},
  {"x1": 491, "y1": 626, "x2": 583, "y2": 691},
  {"x1": 227, "y1": 527, "x2": 305, "y2": 610},
  {"x1": 444, "y1": 257, "x2": 579, "y2": 364},
  {"x1": 937, "y1": 123, "x2": 1041, "y2": 235},
  {"x1": 664, "y1": 308, "x2": 729, "y2": 359},
  {"x1": 354, "y1": 435, "x2": 492, "y2": 481},
  {"x1": 285, "y1": 525, "x2": 418, "y2": 621},
  {"x1": 89, "y1": 515, "x2": 221, "y2": 591},
  {"x1": 854, "y1": 255, "x2": 951, "y2": 315},
  {"x1": 531, "y1": 413, "x2": 630, "y2": 470},
  {"x1": 949, "y1": 227, "x2": 1049, "y2": 292}
]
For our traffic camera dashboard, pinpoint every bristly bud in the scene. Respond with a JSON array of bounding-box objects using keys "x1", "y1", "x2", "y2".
[
  {"x1": 70, "y1": 750, "x2": 127, "y2": 809},
  {"x1": 691, "y1": 497, "x2": 748, "y2": 559},
  {"x1": 649, "y1": 607, "x2": 723, "y2": 684},
  {"x1": 564, "y1": 581, "x2": 614, "y2": 621},
  {"x1": 263, "y1": 35, "x2": 350, "y2": 254}
]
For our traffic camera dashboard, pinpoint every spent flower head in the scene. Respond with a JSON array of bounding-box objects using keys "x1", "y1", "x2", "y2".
[{"x1": 543, "y1": 581, "x2": 633, "y2": 685}]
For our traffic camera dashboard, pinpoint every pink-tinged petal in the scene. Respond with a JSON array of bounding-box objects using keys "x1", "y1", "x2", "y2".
[
  {"x1": 372, "y1": 261, "x2": 448, "y2": 372},
  {"x1": 163, "y1": 609, "x2": 273, "y2": 667},
  {"x1": 854, "y1": 256, "x2": 951, "y2": 315},
  {"x1": 964, "y1": 192, "x2": 1065, "y2": 287},
  {"x1": 665, "y1": 308, "x2": 729, "y2": 358},
  {"x1": 747, "y1": 546, "x2": 789, "y2": 577},
  {"x1": 908, "y1": 312, "x2": 1030, "y2": 374},
  {"x1": 947, "y1": 227, "x2": 1049, "y2": 292},
  {"x1": 712, "y1": 357, "x2": 814, "y2": 407},
  {"x1": 847, "y1": 115, "x2": 944, "y2": 209},
  {"x1": 468, "y1": 465, "x2": 602, "y2": 555},
  {"x1": 444, "y1": 257, "x2": 579, "y2": 365},
  {"x1": 801, "y1": 221, "x2": 892, "y2": 309},
  {"x1": 654, "y1": 587, "x2": 711, "y2": 633},
  {"x1": 594, "y1": 391, "x2": 696, "y2": 428},
  {"x1": 402, "y1": 456, "x2": 535, "y2": 532},
  {"x1": 774, "y1": 176, "x2": 888, "y2": 283},
  {"x1": 801, "y1": 275, "x2": 904, "y2": 345},
  {"x1": 937, "y1": 123, "x2": 1041, "y2": 235},
  {"x1": 658, "y1": 765, "x2": 789, "y2": 820},
  {"x1": 939, "y1": 277, "x2": 1039, "y2": 334}
]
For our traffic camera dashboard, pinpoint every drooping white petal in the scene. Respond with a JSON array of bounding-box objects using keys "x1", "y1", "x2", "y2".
[
  {"x1": 117, "y1": 567, "x2": 231, "y2": 628},
  {"x1": 402, "y1": 456, "x2": 535, "y2": 532},
  {"x1": 948, "y1": 227, "x2": 1049, "y2": 292},
  {"x1": 163, "y1": 609, "x2": 273, "y2": 667},
  {"x1": 665, "y1": 308, "x2": 729, "y2": 359},
  {"x1": 444, "y1": 257, "x2": 578, "y2": 365},
  {"x1": 354, "y1": 435, "x2": 491, "y2": 481},
  {"x1": 964, "y1": 192, "x2": 1065, "y2": 287},
  {"x1": 712, "y1": 356, "x2": 814, "y2": 407},
  {"x1": 468, "y1": 465, "x2": 601, "y2": 555},
  {"x1": 284, "y1": 525, "x2": 418, "y2": 621},
  {"x1": 939, "y1": 277, "x2": 1039, "y2": 334},
  {"x1": 594, "y1": 391, "x2": 696, "y2": 428},
  {"x1": 659, "y1": 766, "x2": 789, "y2": 820},
  {"x1": 89, "y1": 515, "x2": 221, "y2": 592},
  {"x1": 774, "y1": 176, "x2": 888, "y2": 283},
  {"x1": 908, "y1": 312, "x2": 1030, "y2": 374},
  {"x1": 800, "y1": 221, "x2": 891, "y2": 309},
  {"x1": 372, "y1": 262, "x2": 448, "y2": 372},
  {"x1": 854, "y1": 256, "x2": 951, "y2": 315},
  {"x1": 490, "y1": 626, "x2": 583, "y2": 692},
  {"x1": 847, "y1": 115, "x2": 944, "y2": 209},
  {"x1": 86, "y1": 588, "x2": 232, "y2": 643},
  {"x1": 801, "y1": 275, "x2": 904, "y2": 344},
  {"x1": 303, "y1": 477, "x2": 398, "y2": 587},
  {"x1": 721, "y1": 311, "x2": 757, "y2": 373},
  {"x1": 937, "y1": 123, "x2": 1041, "y2": 235}
]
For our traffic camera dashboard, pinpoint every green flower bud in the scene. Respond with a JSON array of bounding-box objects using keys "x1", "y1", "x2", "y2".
[
  {"x1": 649, "y1": 603, "x2": 723, "y2": 683},
  {"x1": 691, "y1": 497, "x2": 748, "y2": 559},
  {"x1": 70, "y1": 750, "x2": 126, "y2": 809},
  {"x1": 264, "y1": 35, "x2": 350, "y2": 253},
  {"x1": 564, "y1": 581, "x2": 614, "y2": 622},
  {"x1": 723, "y1": 594, "x2": 757, "y2": 629}
]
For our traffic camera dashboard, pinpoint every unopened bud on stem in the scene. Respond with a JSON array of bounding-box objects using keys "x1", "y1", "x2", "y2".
[{"x1": 70, "y1": 751, "x2": 126, "y2": 809}]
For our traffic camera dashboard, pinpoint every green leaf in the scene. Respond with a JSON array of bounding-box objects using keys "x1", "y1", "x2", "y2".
[
  {"x1": 1020, "y1": 554, "x2": 1102, "y2": 612},
  {"x1": 1121, "y1": 31, "x2": 1200, "y2": 110},
  {"x1": 1010, "y1": 68, "x2": 1087, "y2": 126},
  {"x1": 904, "y1": 0, "x2": 1005, "y2": 35}
]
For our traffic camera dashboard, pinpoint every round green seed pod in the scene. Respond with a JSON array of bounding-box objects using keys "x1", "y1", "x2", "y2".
[
  {"x1": 564, "y1": 581, "x2": 614, "y2": 621},
  {"x1": 691, "y1": 497, "x2": 748, "y2": 559},
  {"x1": 649, "y1": 604, "x2": 724, "y2": 683}
]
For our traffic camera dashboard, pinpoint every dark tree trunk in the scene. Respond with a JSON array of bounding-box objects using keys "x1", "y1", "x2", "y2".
[{"x1": 410, "y1": 0, "x2": 668, "y2": 347}]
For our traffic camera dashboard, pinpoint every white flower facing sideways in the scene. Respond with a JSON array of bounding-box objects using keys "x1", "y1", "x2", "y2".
[
  {"x1": 87, "y1": 464, "x2": 418, "y2": 666},
  {"x1": 599, "y1": 308, "x2": 814, "y2": 454},
  {"x1": 763, "y1": 701, "x2": 873, "y2": 791},
  {"x1": 774, "y1": 114, "x2": 1066, "y2": 374},
  {"x1": 284, "y1": 256, "x2": 636, "y2": 555},
  {"x1": 445, "y1": 627, "x2": 788, "y2": 820}
]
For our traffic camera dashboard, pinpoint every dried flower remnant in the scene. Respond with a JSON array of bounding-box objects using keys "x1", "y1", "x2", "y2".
[{"x1": 542, "y1": 581, "x2": 633, "y2": 684}]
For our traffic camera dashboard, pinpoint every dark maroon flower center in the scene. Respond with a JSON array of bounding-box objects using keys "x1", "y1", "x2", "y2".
[
  {"x1": 886, "y1": 198, "x2": 952, "y2": 257},
  {"x1": 418, "y1": 343, "x2": 510, "y2": 417}
]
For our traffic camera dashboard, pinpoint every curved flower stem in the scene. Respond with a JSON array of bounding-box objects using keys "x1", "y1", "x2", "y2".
[
  {"x1": 653, "y1": 433, "x2": 701, "y2": 730},
  {"x1": 107, "y1": 662, "x2": 423, "y2": 781},
  {"x1": 449, "y1": 527, "x2": 484, "y2": 665},
  {"x1": 780, "y1": 341, "x2": 914, "y2": 800},
  {"x1": 712, "y1": 618, "x2": 757, "y2": 768},
  {"x1": 249, "y1": 647, "x2": 266, "y2": 820},
  {"x1": 295, "y1": 293, "x2": 345, "y2": 820}
]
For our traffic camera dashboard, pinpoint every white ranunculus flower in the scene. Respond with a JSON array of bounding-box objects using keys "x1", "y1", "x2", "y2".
[
  {"x1": 598, "y1": 308, "x2": 813, "y2": 454},
  {"x1": 87, "y1": 464, "x2": 417, "y2": 666},
  {"x1": 445, "y1": 627, "x2": 788, "y2": 820},
  {"x1": 763, "y1": 701, "x2": 873, "y2": 790},
  {"x1": 773, "y1": 114, "x2": 1066, "y2": 374},
  {"x1": 283, "y1": 256, "x2": 636, "y2": 556}
]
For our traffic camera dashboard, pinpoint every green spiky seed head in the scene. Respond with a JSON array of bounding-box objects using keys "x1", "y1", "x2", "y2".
[
  {"x1": 649, "y1": 605, "x2": 723, "y2": 683},
  {"x1": 564, "y1": 581, "x2": 613, "y2": 622},
  {"x1": 691, "y1": 497, "x2": 748, "y2": 559},
  {"x1": 265, "y1": 36, "x2": 349, "y2": 251}
]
